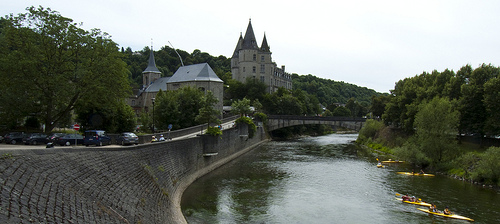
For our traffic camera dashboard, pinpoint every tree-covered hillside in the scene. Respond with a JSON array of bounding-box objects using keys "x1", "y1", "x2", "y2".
[
  {"x1": 123, "y1": 47, "x2": 384, "y2": 106},
  {"x1": 292, "y1": 74, "x2": 384, "y2": 106}
]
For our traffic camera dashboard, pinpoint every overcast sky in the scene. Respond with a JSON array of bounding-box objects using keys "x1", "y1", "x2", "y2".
[{"x1": 3, "y1": 0, "x2": 500, "y2": 93}]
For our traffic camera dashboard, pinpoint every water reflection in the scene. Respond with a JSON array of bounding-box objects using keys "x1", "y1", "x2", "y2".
[{"x1": 182, "y1": 134, "x2": 499, "y2": 223}]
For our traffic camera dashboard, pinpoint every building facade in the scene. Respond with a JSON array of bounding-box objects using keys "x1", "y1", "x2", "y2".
[
  {"x1": 231, "y1": 19, "x2": 292, "y2": 93},
  {"x1": 127, "y1": 47, "x2": 224, "y2": 117},
  {"x1": 166, "y1": 63, "x2": 224, "y2": 113}
]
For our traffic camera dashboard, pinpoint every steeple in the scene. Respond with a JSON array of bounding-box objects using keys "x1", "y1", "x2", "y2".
[
  {"x1": 232, "y1": 32, "x2": 244, "y2": 58},
  {"x1": 242, "y1": 19, "x2": 259, "y2": 49},
  {"x1": 143, "y1": 44, "x2": 161, "y2": 74},
  {"x1": 260, "y1": 32, "x2": 270, "y2": 52}
]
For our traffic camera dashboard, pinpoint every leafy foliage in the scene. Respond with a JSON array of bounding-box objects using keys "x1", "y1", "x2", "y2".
[
  {"x1": 292, "y1": 74, "x2": 385, "y2": 107},
  {"x1": 206, "y1": 126, "x2": 222, "y2": 137},
  {"x1": 231, "y1": 98, "x2": 252, "y2": 116},
  {"x1": 154, "y1": 86, "x2": 205, "y2": 130},
  {"x1": 0, "y1": 6, "x2": 131, "y2": 132},
  {"x1": 195, "y1": 91, "x2": 221, "y2": 129},
  {"x1": 235, "y1": 116, "x2": 256, "y2": 138}
]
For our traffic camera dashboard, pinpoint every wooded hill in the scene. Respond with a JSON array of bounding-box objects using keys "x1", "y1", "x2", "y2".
[{"x1": 121, "y1": 46, "x2": 384, "y2": 106}]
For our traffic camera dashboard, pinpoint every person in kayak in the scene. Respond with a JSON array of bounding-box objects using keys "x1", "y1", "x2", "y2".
[
  {"x1": 419, "y1": 169, "x2": 425, "y2": 174},
  {"x1": 429, "y1": 203, "x2": 437, "y2": 213},
  {"x1": 402, "y1": 194, "x2": 410, "y2": 201},
  {"x1": 443, "y1": 207, "x2": 452, "y2": 215}
]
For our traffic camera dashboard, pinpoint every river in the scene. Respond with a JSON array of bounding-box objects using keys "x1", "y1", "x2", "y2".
[{"x1": 181, "y1": 134, "x2": 499, "y2": 223}]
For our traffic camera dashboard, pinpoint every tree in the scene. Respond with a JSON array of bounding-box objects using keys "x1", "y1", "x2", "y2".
[
  {"x1": 414, "y1": 97, "x2": 459, "y2": 166},
  {"x1": 154, "y1": 86, "x2": 205, "y2": 130},
  {"x1": 231, "y1": 98, "x2": 252, "y2": 117},
  {"x1": 483, "y1": 77, "x2": 500, "y2": 136},
  {"x1": 332, "y1": 106, "x2": 351, "y2": 117},
  {"x1": 195, "y1": 91, "x2": 221, "y2": 128},
  {"x1": 0, "y1": 6, "x2": 131, "y2": 132}
]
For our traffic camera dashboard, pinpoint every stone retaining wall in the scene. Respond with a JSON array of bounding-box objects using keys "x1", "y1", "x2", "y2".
[{"x1": 0, "y1": 124, "x2": 267, "y2": 223}]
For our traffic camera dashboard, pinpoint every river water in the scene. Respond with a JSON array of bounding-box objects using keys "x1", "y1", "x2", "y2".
[{"x1": 181, "y1": 134, "x2": 499, "y2": 223}]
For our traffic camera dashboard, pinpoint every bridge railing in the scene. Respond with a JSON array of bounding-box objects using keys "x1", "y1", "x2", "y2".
[{"x1": 267, "y1": 115, "x2": 366, "y2": 122}]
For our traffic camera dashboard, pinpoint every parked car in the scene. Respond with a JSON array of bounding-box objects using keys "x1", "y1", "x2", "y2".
[
  {"x1": 84, "y1": 130, "x2": 111, "y2": 146},
  {"x1": 4, "y1": 132, "x2": 25, "y2": 144},
  {"x1": 23, "y1": 133, "x2": 49, "y2": 145},
  {"x1": 117, "y1": 132, "x2": 139, "y2": 145},
  {"x1": 47, "y1": 133, "x2": 65, "y2": 143},
  {"x1": 56, "y1": 134, "x2": 84, "y2": 146}
]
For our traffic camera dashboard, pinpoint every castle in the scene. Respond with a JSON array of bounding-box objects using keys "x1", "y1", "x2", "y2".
[{"x1": 231, "y1": 19, "x2": 292, "y2": 93}]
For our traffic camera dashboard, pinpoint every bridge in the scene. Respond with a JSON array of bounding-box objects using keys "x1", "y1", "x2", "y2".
[{"x1": 266, "y1": 115, "x2": 366, "y2": 131}]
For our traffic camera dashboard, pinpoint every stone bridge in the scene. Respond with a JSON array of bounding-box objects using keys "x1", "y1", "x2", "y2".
[{"x1": 267, "y1": 115, "x2": 366, "y2": 132}]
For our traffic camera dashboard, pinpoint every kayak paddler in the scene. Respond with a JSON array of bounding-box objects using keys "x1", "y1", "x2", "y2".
[{"x1": 444, "y1": 207, "x2": 452, "y2": 215}]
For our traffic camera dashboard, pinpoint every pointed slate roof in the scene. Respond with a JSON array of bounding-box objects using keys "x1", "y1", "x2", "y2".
[
  {"x1": 261, "y1": 33, "x2": 270, "y2": 52},
  {"x1": 242, "y1": 19, "x2": 259, "y2": 49},
  {"x1": 143, "y1": 47, "x2": 161, "y2": 74},
  {"x1": 167, "y1": 63, "x2": 223, "y2": 83},
  {"x1": 232, "y1": 33, "x2": 244, "y2": 58}
]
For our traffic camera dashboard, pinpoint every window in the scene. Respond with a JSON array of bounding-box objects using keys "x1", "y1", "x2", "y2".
[
  {"x1": 260, "y1": 64, "x2": 265, "y2": 73},
  {"x1": 243, "y1": 67, "x2": 246, "y2": 72},
  {"x1": 261, "y1": 56, "x2": 265, "y2": 62},
  {"x1": 132, "y1": 100, "x2": 135, "y2": 106},
  {"x1": 260, "y1": 76, "x2": 265, "y2": 82},
  {"x1": 252, "y1": 66, "x2": 256, "y2": 73},
  {"x1": 253, "y1": 54, "x2": 256, "y2": 61}
]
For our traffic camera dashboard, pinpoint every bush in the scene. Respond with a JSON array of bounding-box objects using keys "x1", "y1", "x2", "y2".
[
  {"x1": 357, "y1": 119, "x2": 385, "y2": 143},
  {"x1": 236, "y1": 116, "x2": 256, "y2": 138},
  {"x1": 471, "y1": 147, "x2": 500, "y2": 185},
  {"x1": 206, "y1": 126, "x2": 222, "y2": 137}
]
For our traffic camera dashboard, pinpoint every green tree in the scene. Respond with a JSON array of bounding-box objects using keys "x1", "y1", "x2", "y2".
[
  {"x1": 195, "y1": 91, "x2": 221, "y2": 128},
  {"x1": 332, "y1": 106, "x2": 351, "y2": 117},
  {"x1": 231, "y1": 98, "x2": 252, "y2": 117},
  {"x1": 483, "y1": 77, "x2": 500, "y2": 135},
  {"x1": 414, "y1": 97, "x2": 459, "y2": 166},
  {"x1": 472, "y1": 147, "x2": 500, "y2": 185},
  {"x1": 0, "y1": 6, "x2": 131, "y2": 132},
  {"x1": 154, "y1": 86, "x2": 204, "y2": 130}
]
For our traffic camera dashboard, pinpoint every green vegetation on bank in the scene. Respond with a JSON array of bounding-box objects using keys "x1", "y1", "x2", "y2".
[{"x1": 358, "y1": 64, "x2": 500, "y2": 186}]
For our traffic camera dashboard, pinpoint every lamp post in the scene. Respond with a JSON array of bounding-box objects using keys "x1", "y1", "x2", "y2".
[{"x1": 152, "y1": 97, "x2": 155, "y2": 133}]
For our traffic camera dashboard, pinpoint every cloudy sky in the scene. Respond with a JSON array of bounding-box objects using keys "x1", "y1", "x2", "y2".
[{"x1": 3, "y1": 0, "x2": 500, "y2": 93}]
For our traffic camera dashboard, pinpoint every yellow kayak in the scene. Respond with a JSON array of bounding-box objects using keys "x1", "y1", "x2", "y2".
[
  {"x1": 377, "y1": 164, "x2": 384, "y2": 168},
  {"x1": 397, "y1": 172, "x2": 435, "y2": 177},
  {"x1": 396, "y1": 198, "x2": 431, "y2": 207},
  {"x1": 381, "y1": 160, "x2": 404, "y2": 163},
  {"x1": 417, "y1": 208, "x2": 474, "y2": 222}
]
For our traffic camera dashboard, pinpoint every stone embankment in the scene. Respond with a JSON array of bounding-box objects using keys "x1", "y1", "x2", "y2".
[{"x1": 0, "y1": 124, "x2": 267, "y2": 223}]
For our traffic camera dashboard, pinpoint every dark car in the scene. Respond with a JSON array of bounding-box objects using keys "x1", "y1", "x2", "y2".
[
  {"x1": 84, "y1": 130, "x2": 111, "y2": 146},
  {"x1": 23, "y1": 133, "x2": 49, "y2": 145},
  {"x1": 4, "y1": 132, "x2": 25, "y2": 144},
  {"x1": 57, "y1": 134, "x2": 84, "y2": 146},
  {"x1": 117, "y1": 132, "x2": 139, "y2": 145}
]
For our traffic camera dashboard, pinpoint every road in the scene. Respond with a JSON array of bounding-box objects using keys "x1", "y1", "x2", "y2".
[{"x1": 0, "y1": 119, "x2": 238, "y2": 152}]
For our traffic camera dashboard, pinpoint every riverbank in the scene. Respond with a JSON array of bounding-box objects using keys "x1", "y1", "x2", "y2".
[{"x1": 357, "y1": 137, "x2": 500, "y2": 190}]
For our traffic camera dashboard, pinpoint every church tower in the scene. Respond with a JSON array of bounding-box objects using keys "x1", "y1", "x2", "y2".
[
  {"x1": 231, "y1": 19, "x2": 292, "y2": 93},
  {"x1": 142, "y1": 45, "x2": 161, "y2": 89}
]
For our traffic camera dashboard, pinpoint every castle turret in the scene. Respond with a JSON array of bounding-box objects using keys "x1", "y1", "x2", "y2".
[{"x1": 260, "y1": 33, "x2": 270, "y2": 52}]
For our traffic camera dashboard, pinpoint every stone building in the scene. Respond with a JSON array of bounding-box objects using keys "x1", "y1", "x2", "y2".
[
  {"x1": 127, "y1": 47, "x2": 224, "y2": 116},
  {"x1": 127, "y1": 47, "x2": 168, "y2": 115},
  {"x1": 166, "y1": 63, "x2": 224, "y2": 113},
  {"x1": 231, "y1": 19, "x2": 292, "y2": 93}
]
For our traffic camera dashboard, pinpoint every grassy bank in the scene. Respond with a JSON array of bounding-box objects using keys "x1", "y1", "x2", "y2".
[{"x1": 357, "y1": 119, "x2": 500, "y2": 187}]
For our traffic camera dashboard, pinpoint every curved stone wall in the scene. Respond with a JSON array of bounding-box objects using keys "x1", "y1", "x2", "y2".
[{"x1": 0, "y1": 124, "x2": 267, "y2": 223}]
